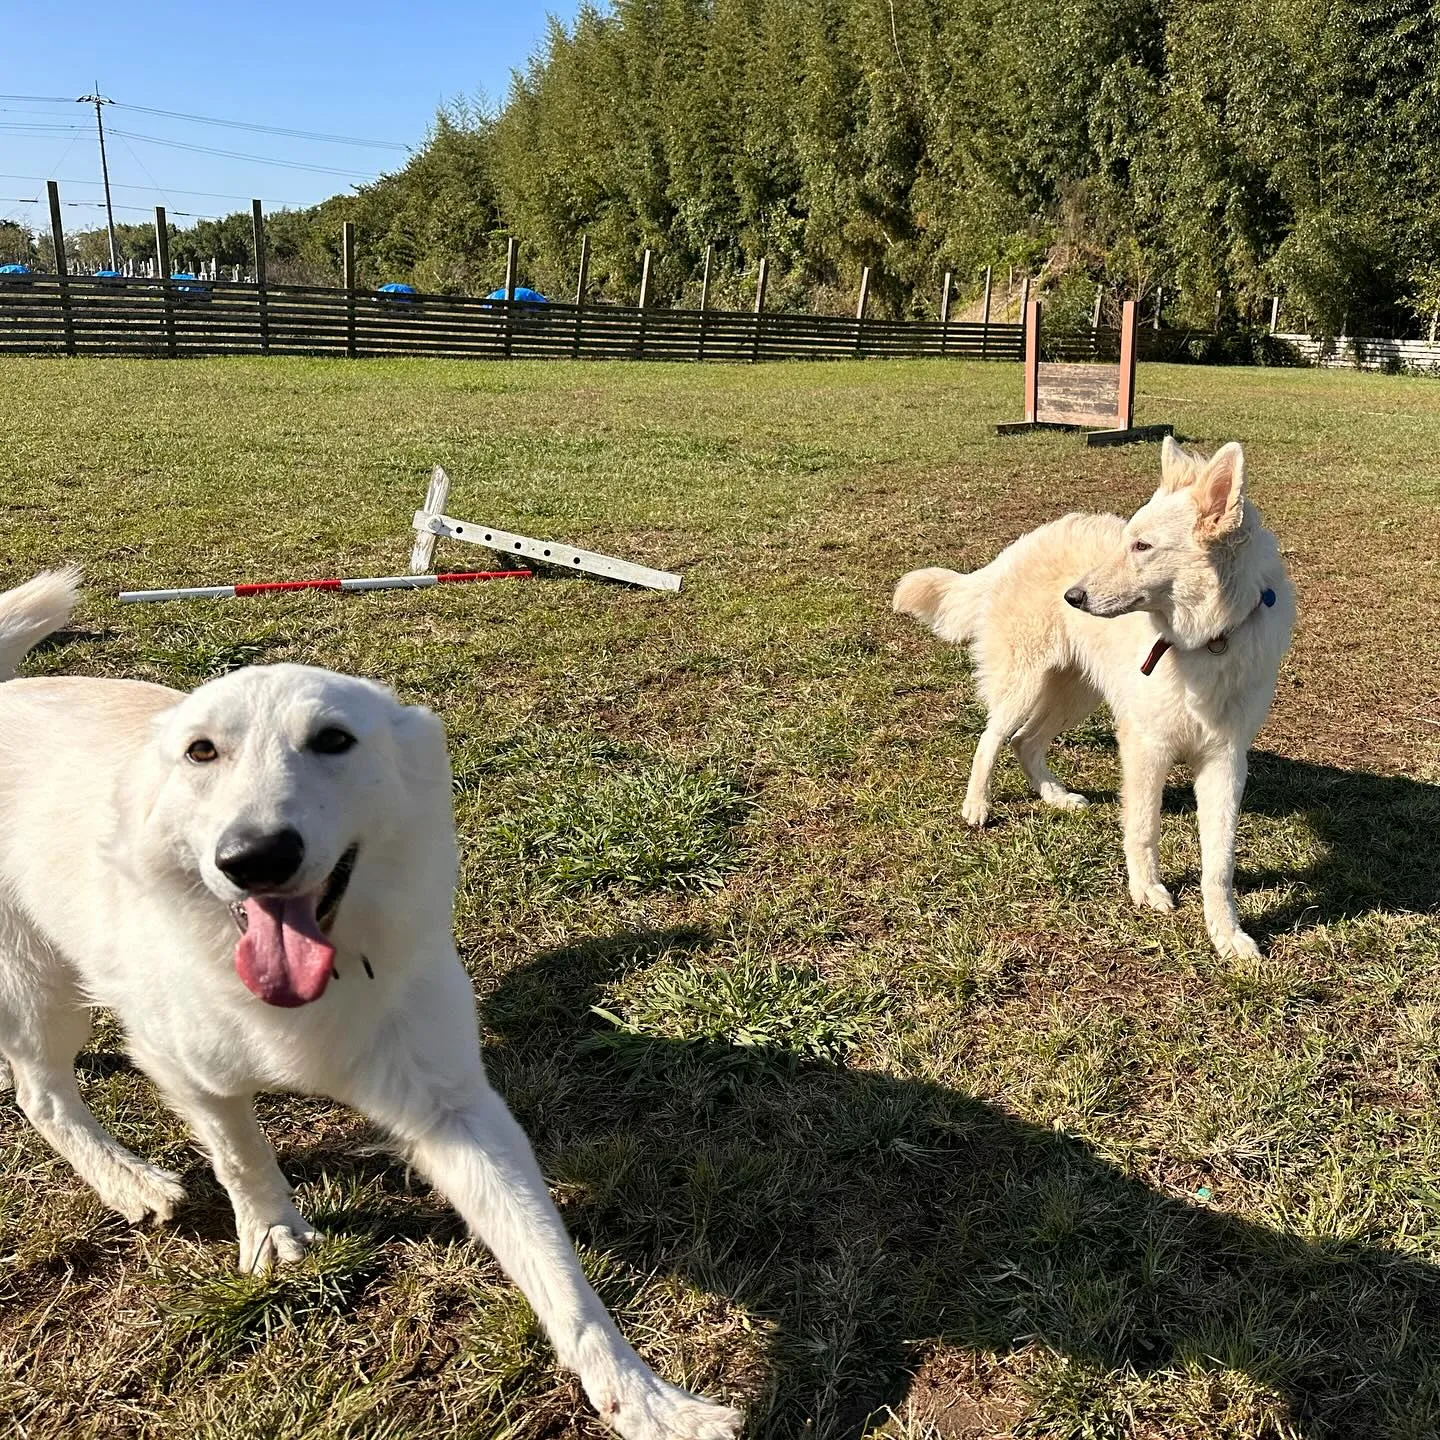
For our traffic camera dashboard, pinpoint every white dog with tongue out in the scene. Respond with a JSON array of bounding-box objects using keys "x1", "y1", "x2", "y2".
[{"x1": 0, "y1": 571, "x2": 741, "y2": 1440}]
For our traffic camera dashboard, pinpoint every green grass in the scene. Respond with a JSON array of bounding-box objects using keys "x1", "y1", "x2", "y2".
[{"x1": 1, "y1": 354, "x2": 1439, "y2": 1439}]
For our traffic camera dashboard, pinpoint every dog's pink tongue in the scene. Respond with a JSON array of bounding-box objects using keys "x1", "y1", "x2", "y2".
[{"x1": 235, "y1": 895, "x2": 334, "y2": 1007}]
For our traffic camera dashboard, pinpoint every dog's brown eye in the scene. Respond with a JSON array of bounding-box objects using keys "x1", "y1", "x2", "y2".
[
  {"x1": 309, "y1": 727, "x2": 357, "y2": 755},
  {"x1": 1132, "y1": 540, "x2": 1153, "y2": 553},
  {"x1": 186, "y1": 738, "x2": 219, "y2": 764}
]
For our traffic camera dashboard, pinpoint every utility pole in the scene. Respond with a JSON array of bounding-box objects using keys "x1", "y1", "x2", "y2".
[{"x1": 77, "y1": 88, "x2": 118, "y2": 271}]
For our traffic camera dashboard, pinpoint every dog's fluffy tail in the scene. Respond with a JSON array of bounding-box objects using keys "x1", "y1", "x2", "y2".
[
  {"x1": 892, "y1": 565, "x2": 988, "y2": 645},
  {"x1": 0, "y1": 568, "x2": 81, "y2": 681}
]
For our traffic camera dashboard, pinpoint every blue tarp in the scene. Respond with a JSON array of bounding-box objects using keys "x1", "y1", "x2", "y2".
[
  {"x1": 486, "y1": 286, "x2": 547, "y2": 304},
  {"x1": 376, "y1": 282, "x2": 417, "y2": 304},
  {"x1": 0, "y1": 263, "x2": 30, "y2": 275}
]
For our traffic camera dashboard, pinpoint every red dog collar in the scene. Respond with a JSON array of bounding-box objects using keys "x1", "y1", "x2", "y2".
[{"x1": 1140, "y1": 588, "x2": 1276, "y2": 676}]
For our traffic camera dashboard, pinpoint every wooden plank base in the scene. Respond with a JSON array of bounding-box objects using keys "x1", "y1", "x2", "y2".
[
  {"x1": 997, "y1": 420, "x2": 1174, "y2": 446},
  {"x1": 1085, "y1": 424, "x2": 1175, "y2": 448},
  {"x1": 995, "y1": 420, "x2": 1085, "y2": 435}
]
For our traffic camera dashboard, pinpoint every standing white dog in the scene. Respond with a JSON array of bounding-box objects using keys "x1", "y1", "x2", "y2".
[
  {"x1": 0, "y1": 568, "x2": 739, "y2": 1440},
  {"x1": 894, "y1": 439, "x2": 1295, "y2": 958}
]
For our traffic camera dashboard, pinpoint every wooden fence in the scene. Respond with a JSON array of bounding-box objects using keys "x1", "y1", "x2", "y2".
[
  {"x1": 1275, "y1": 331, "x2": 1440, "y2": 375},
  {"x1": 0, "y1": 273, "x2": 1024, "y2": 364}
]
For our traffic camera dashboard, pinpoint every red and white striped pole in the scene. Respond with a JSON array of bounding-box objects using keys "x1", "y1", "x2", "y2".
[{"x1": 119, "y1": 569, "x2": 532, "y2": 604}]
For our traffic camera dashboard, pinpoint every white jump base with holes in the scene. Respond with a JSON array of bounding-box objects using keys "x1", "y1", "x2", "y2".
[
  {"x1": 409, "y1": 466, "x2": 683, "y2": 592},
  {"x1": 117, "y1": 465, "x2": 683, "y2": 604}
]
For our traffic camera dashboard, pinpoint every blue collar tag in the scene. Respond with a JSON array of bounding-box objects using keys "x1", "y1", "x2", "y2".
[{"x1": 1261, "y1": 588, "x2": 1276, "y2": 607}]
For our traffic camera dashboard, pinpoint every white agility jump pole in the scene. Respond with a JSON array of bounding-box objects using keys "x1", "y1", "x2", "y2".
[
  {"x1": 118, "y1": 465, "x2": 682, "y2": 603},
  {"x1": 411, "y1": 466, "x2": 683, "y2": 592},
  {"x1": 119, "y1": 571, "x2": 531, "y2": 604}
]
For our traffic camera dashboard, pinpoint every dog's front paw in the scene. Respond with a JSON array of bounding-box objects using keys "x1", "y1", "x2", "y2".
[
  {"x1": 1130, "y1": 881, "x2": 1175, "y2": 913},
  {"x1": 586, "y1": 1370, "x2": 741, "y2": 1440},
  {"x1": 1212, "y1": 926, "x2": 1261, "y2": 960},
  {"x1": 237, "y1": 1204, "x2": 319, "y2": 1273},
  {"x1": 961, "y1": 796, "x2": 990, "y2": 828},
  {"x1": 1040, "y1": 783, "x2": 1088, "y2": 811},
  {"x1": 101, "y1": 1162, "x2": 187, "y2": 1226}
]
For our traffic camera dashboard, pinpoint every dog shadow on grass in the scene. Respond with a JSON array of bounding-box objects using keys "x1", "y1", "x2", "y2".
[
  {"x1": 1244, "y1": 751, "x2": 1440, "y2": 922},
  {"x1": 1150, "y1": 750, "x2": 1440, "y2": 939},
  {"x1": 467, "y1": 927, "x2": 1440, "y2": 1440}
]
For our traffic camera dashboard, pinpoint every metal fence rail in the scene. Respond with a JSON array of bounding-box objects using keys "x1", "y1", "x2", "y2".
[{"x1": 0, "y1": 274, "x2": 1026, "y2": 364}]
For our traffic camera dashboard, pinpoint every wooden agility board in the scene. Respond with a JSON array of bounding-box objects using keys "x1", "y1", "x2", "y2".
[{"x1": 997, "y1": 298, "x2": 1171, "y2": 446}]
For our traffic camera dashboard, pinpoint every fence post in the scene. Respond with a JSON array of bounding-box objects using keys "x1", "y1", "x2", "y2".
[
  {"x1": 46, "y1": 181, "x2": 75, "y2": 358},
  {"x1": 1269, "y1": 294, "x2": 1280, "y2": 334},
  {"x1": 503, "y1": 235, "x2": 518, "y2": 301},
  {"x1": 1213, "y1": 288, "x2": 1223, "y2": 330},
  {"x1": 1091, "y1": 284, "x2": 1103, "y2": 330},
  {"x1": 1154, "y1": 285, "x2": 1163, "y2": 331},
  {"x1": 751, "y1": 256, "x2": 768, "y2": 364},
  {"x1": 940, "y1": 269, "x2": 952, "y2": 356},
  {"x1": 342, "y1": 220, "x2": 356, "y2": 359},
  {"x1": 572, "y1": 234, "x2": 589, "y2": 359},
  {"x1": 980, "y1": 264, "x2": 992, "y2": 359},
  {"x1": 252, "y1": 199, "x2": 268, "y2": 355},
  {"x1": 1019, "y1": 275, "x2": 1030, "y2": 321},
  {"x1": 698, "y1": 242, "x2": 713, "y2": 361},
  {"x1": 635, "y1": 247, "x2": 652, "y2": 359},
  {"x1": 155, "y1": 205, "x2": 176, "y2": 358},
  {"x1": 855, "y1": 265, "x2": 870, "y2": 357},
  {"x1": 503, "y1": 235, "x2": 518, "y2": 358},
  {"x1": 574, "y1": 234, "x2": 589, "y2": 307},
  {"x1": 1430, "y1": 309, "x2": 1438, "y2": 344}
]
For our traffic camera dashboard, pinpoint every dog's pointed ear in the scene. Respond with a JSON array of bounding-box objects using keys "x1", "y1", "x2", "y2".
[
  {"x1": 1194, "y1": 442, "x2": 1247, "y2": 536},
  {"x1": 1157, "y1": 435, "x2": 1197, "y2": 494}
]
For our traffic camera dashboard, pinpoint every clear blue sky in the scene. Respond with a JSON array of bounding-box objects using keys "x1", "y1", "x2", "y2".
[{"x1": 1, "y1": 1, "x2": 581, "y2": 232}]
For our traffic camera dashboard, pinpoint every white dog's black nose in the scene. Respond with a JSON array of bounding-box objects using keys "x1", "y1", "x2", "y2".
[
  {"x1": 215, "y1": 826, "x2": 305, "y2": 890},
  {"x1": 1064, "y1": 586, "x2": 1088, "y2": 609}
]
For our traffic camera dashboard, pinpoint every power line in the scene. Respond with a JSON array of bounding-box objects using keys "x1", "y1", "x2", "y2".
[
  {"x1": 112, "y1": 102, "x2": 410, "y2": 151},
  {"x1": 0, "y1": 92, "x2": 410, "y2": 150},
  {"x1": 112, "y1": 129, "x2": 173, "y2": 217},
  {"x1": 0, "y1": 174, "x2": 315, "y2": 208},
  {"x1": 109, "y1": 128, "x2": 381, "y2": 179},
  {"x1": 3, "y1": 196, "x2": 219, "y2": 218},
  {"x1": 1, "y1": 122, "x2": 376, "y2": 178}
]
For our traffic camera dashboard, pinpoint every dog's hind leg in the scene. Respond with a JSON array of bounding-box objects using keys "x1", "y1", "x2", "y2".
[
  {"x1": 1118, "y1": 720, "x2": 1176, "y2": 913},
  {"x1": 1011, "y1": 674, "x2": 1098, "y2": 811},
  {"x1": 1194, "y1": 744, "x2": 1259, "y2": 959},
  {"x1": 1, "y1": 1000, "x2": 186, "y2": 1225},
  {"x1": 963, "y1": 673, "x2": 1052, "y2": 827}
]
